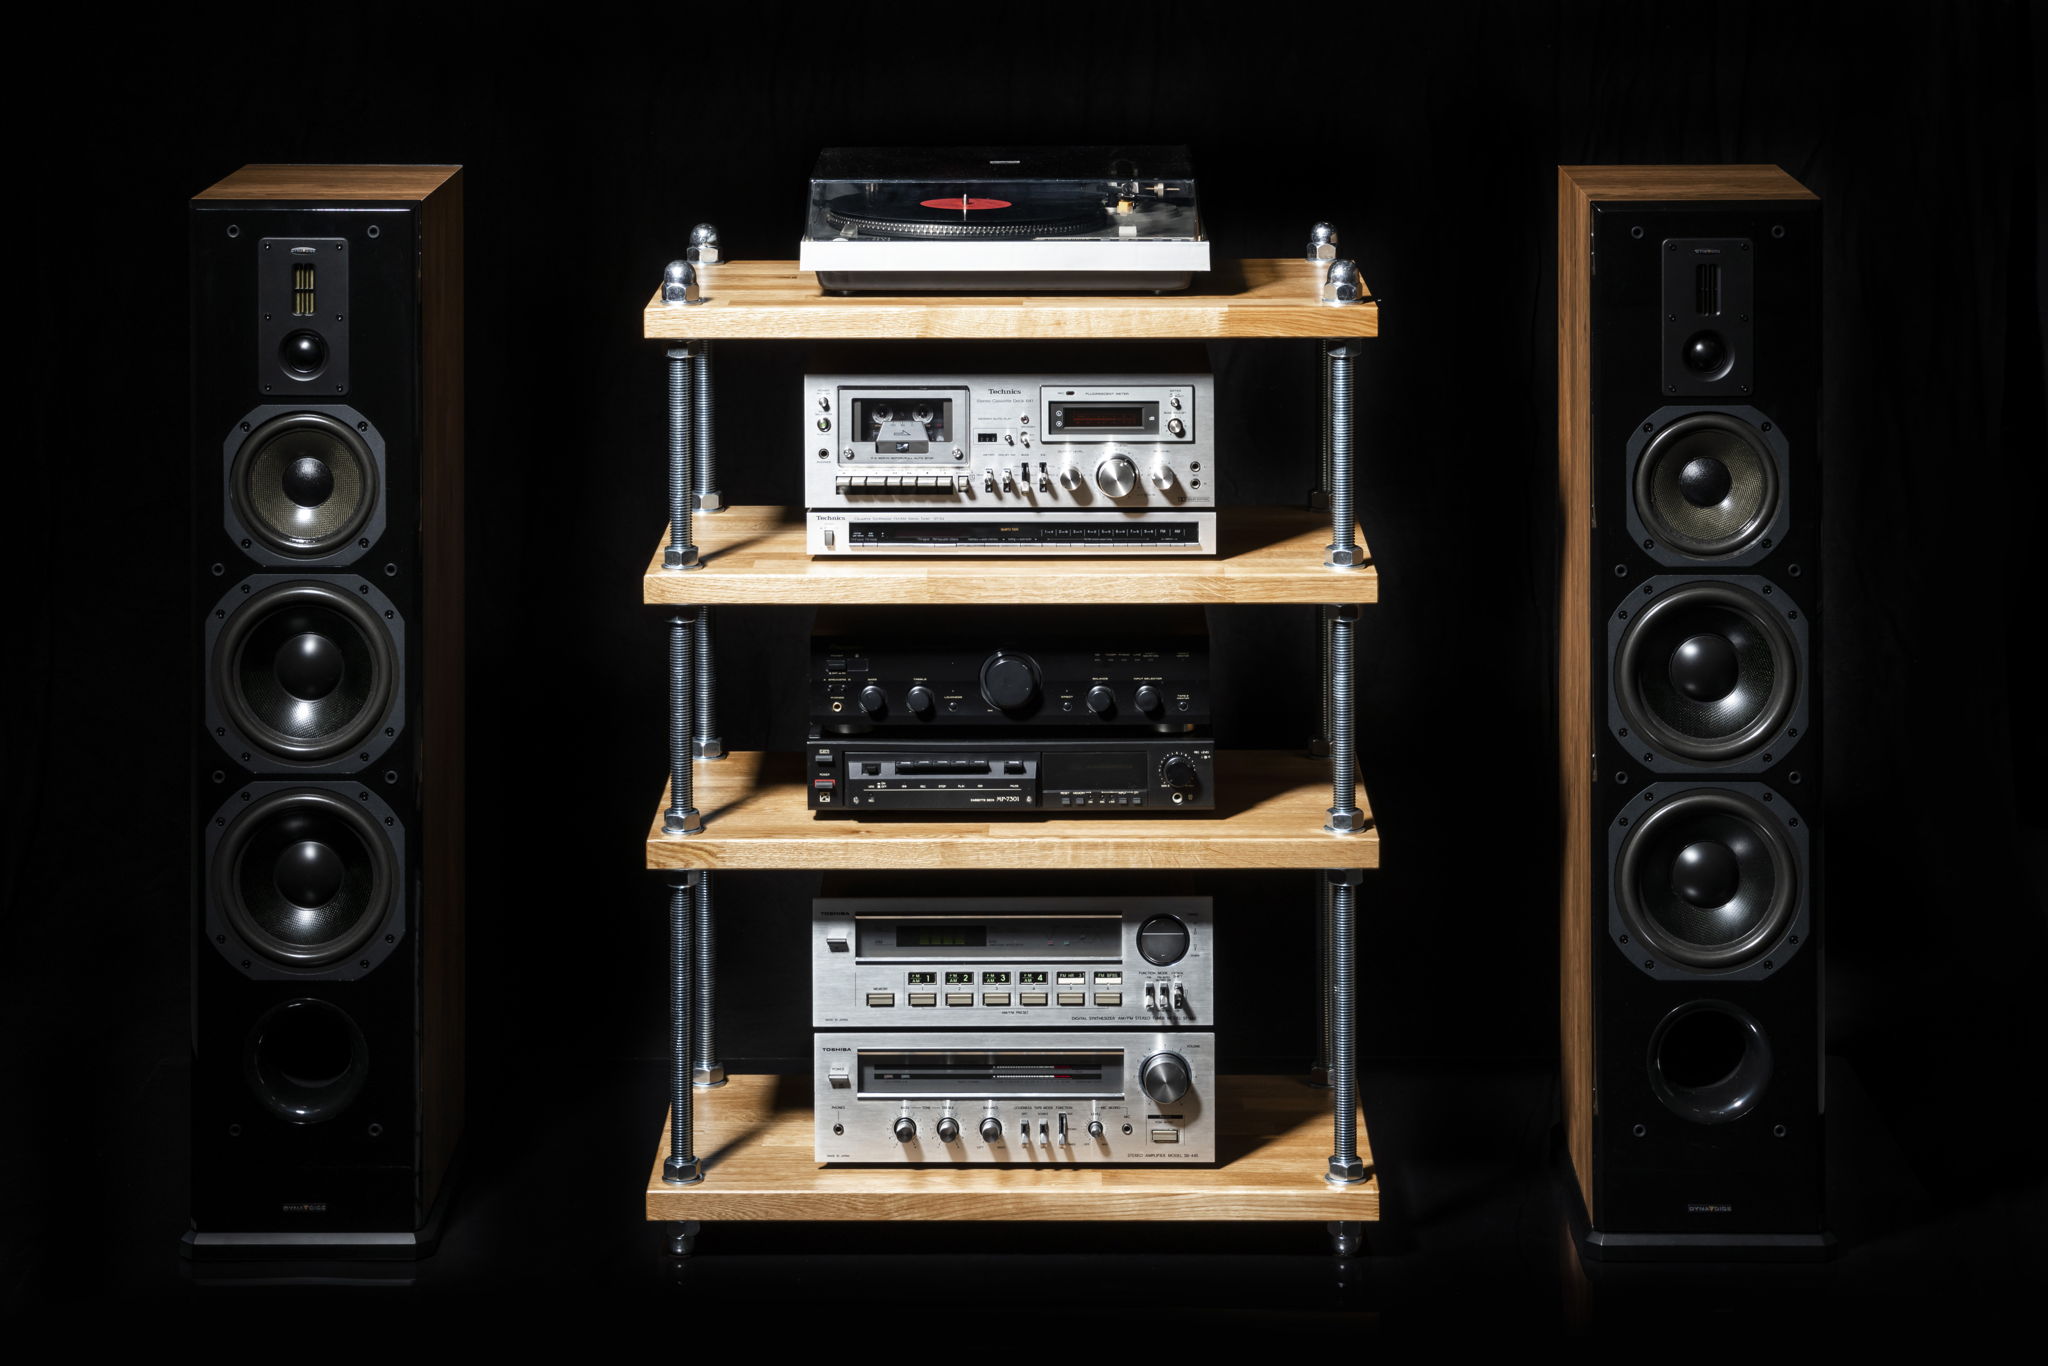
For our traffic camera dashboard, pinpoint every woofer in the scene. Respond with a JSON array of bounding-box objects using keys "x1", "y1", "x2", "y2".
[
  {"x1": 1617, "y1": 788, "x2": 1797, "y2": 970},
  {"x1": 1647, "y1": 1000, "x2": 1773, "y2": 1125},
  {"x1": 213, "y1": 788, "x2": 397, "y2": 968},
  {"x1": 230, "y1": 411, "x2": 379, "y2": 558},
  {"x1": 212, "y1": 580, "x2": 398, "y2": 762},
  {"x1": 1633, "y1": 413, "x2": 1781, "y2": 558},
  {"x1": 244, "y1": 998, "x2": 371, "y2": 1124},
  {"x1": 1614, "y1": 580, "x2": 1798, "y2": 763}
]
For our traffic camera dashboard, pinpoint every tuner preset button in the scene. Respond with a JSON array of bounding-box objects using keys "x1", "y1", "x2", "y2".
[
  {"x1": 936, "y1": 1116, "x2": 960, "y2": 1143},
  {"x1": 1086, "y1": 686, "x2": 1115, "y2": 718},
  {"x1": 979, "y1": 1116, "x2": 1003, "y2": 1143},
  {"x1": 906, "y1": 685, "x2": 935, "y2": 717},
  {"x1": 893, "y1": 1116, "x2": 917, "y2": 1143},
  {"x1": 859, "y1": 686, "x2": 887, "y2": 719},
  {"x1": 1135, "y1": 685, "x2": 1164, "y2": 717},
  {"x1": 1140, "y1": 1052, "x2": 1191, "y2": 1105},
  {"x1": 1096, "y1": 455, "x2": 1138, "y2": 498}
]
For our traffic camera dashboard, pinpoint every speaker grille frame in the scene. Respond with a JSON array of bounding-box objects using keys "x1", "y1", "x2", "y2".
[
  {"x1": 204, "y1": 573, "x2": 406, "y2": 773},
  {"x1": 1607, "y1": 781, "x2": 1808, "y2": 980},
  {"x1": 204, "y1": 781, "x2": 407, "y2": 980},
  {"x1": 1607, "y1": 574, "x2": 1809, "y2": 773},
  {"x1": 221, "y1": 404, "x2": 387, "y2": 567},
  {"x1": 1624, "y1": 405, "x2": 1791, "y2": 567}
]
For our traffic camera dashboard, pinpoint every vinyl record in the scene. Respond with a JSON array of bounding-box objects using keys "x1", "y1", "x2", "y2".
[{"x1": 825, "y1": 188, "x2": 1109, "y2": 239}]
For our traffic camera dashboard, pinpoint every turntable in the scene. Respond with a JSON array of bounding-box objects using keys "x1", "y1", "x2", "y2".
[{"x1": 800, "y1": 146, "x2": 1209, "y2": 294}]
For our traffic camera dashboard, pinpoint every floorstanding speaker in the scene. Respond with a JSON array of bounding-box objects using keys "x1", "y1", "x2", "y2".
[
  {"x1": 186, "y1": 165, "x2": 464, "y2": 1258},
  {"x1": 1556, "y1": 166, "x2": 1829, "y2": 1260}
]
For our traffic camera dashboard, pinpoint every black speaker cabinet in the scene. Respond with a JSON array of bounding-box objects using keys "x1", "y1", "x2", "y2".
[
  {"x1": 187, "y1": 166, "x2": 464, "y2": 1258},
  {"x1": 1556, "y1": 166, "x2": 1828, "y2": 1260}
]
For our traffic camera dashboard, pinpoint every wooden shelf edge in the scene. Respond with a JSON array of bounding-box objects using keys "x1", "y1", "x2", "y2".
[
  {"x1": 644, "y1": 1074, "x2": 1379, "y2": 1223},
  {"x1": 639, "y1": 507, "x2": 1379, "y2": 607},
  {"x1": 643, "y1": 752, "x2": 1381, "y2": 872}
]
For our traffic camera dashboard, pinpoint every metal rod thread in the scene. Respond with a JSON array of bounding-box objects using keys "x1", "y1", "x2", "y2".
[
  {"x1": 1330, "y1": 610, "x2": 1357, "y2": 817},
  {"x1": 664, "y1": 613, "x2": 697, "y2": 829},
  {"x1": 1327, "y1": 341, "x2": 1357, "y2": 560},
  {"x1": 693, "y1": 608, "x2": 719, "y2": 752},
  {"x1": 1320, "y1": 342, "x2": 1336, "y2": 496},
  {"x1": 1330, "y1": 879, "x2": 1360, "y2": 1166},
  {"x1": 691, "y1": 342, "x2": 716, "y2": 502},
  {"x1": 1318, "y1": 604, "x2": 1335, "y2": 753},
  {"x1": 666, "y1": 349, "x2": 696, "y2": 565},
  {"x1": 1314, "y1": 873, "x2": 1334, "y2": 1079},
  {"x1": 692, "y1": 871, "x2": 718, "y2": 1078},
  {"x1": 668, "y1": 879, "x2": 696, "y2": 1167}
]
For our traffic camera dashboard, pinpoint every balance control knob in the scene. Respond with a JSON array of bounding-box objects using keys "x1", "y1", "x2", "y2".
[
  {"x1": 979, "y1": 652, "x2": 1041, "y2": 713},
  {"x1": 936, "y1": 1116, "x2": 960, "y2": 1143},
  {"x1": 893, "y1": 1116, "x2": 917, "y2": 1143},
  {"x1": 1088, "y1": 1118, "x2": 1105, "y2": 1139},
  {"x1": 1135, "y1": 685, "x2": 1164, "y2": 717},
  {"x1": 979, "y1": 1116, "x2": 1003, "y2": 1143},
  {"x1": 1167, "y1": 417, "x2": 1186, "y2": 437},
  {"x1": 1058, "y1": 466, "x2": 1083, "y2": 491},
  {"x1": 1137, "y1": 914, "x2": 1192, "y2": 966},
  {"x1": 1140, "y1": 1052, "x2": 1191, "y2": 1105},
  {"x1": 1096, "y1": 455, "x2": 1137, "y2": 498},
  {"x1": 1086, "y1": 685, "x2": 1116, "y2": 718},
  {"x1": 1159, "y1": 753, "x2": 1200, "y2": 794},
  {"x1": 1150, "y1": 463, "x2": 1175, "y2": 491},
  {"x1": 906, "y1": 685, "x2": 935, "y2": 718},
  {"x1": 859, "y1": 685, "x2": 887, "y2": 719}
]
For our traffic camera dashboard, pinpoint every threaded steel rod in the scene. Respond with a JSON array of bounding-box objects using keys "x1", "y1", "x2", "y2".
[
  {"x1": 1314, "y1": 603, "x2": 1335, "y2": 757},
  {"x1": 1326, "y1": 607, "x2": 1360, "y2": 829},
  {"x1": 692, "y1": 608, "x2": 722, "y2": 758},
  {"x1": 662, "y1": 875, "x2": 701, "y2": 1182},
  {"x1": 1327, "y1": 874, "x2": 1363, "y2": 1182},
  {"x1": 1312, "y1": 873, "x2": 1334, "y2": 1085},
  {"x1": 663, "y1": 613, "x2": 701, "y2": 833},
  {"x1": 1320, "y1": 341, "x2": 1335, "y2": 497},
  {"x1": 691, "y1": 341, "x2": 718, "y2": 505},
  {"x1": 1325, "y1": 340, "x2": 1358, "y2": 568},
  {"x1": 691, "y1": 871, "x2": 723, "y2": 1086},
  {"x1": 665, "y1": 346, "x2": 698, "y2": 569}
]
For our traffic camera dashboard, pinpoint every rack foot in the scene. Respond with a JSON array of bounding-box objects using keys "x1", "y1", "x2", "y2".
[
  {"x1": 1326, "y1": 1221, "x2": 1367, "y2": 1257},
  {"x1": 667, "y1": 1220, "x2": 702, "y2": 1257}
]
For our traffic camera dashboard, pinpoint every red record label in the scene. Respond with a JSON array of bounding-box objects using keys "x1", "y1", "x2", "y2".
[{"x1": 919, "y1": 196, "x2": 1014, "y2": 211}]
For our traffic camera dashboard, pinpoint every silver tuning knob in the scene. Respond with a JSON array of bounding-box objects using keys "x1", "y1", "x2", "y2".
[
  {"x1": 1058, "y1": 466, "x2": 1083, "y2": 492},
  {"x1": 1096, "y1": 455, "x2": 1137, "y2": 498}
]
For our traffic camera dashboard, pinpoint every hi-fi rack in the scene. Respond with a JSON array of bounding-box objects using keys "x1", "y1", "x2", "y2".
[{"x1": 635, "y1": 248, "x2": 1381, "y2": 1254}]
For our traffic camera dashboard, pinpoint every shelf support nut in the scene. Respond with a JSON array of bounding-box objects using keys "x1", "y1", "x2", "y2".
[
  {"x1": 1326, "y1": 1155, "x2": 1369, "y2": 1186},
  {"x1": 1306, "y1": 221, "x2": 1338, "y2": 262},
  {"x1": 662, "y1": 259, "x2": 705, "y2": 306},
  {"x1": 686, "y1": 223, "x2": 723, "y2": 265},
  {"x1": 663, "y1": 1154, "x2": 704, "y2": 1184},
  {"x1": 1321, "y1": 259, "x2": 1366, "y2": 306}
]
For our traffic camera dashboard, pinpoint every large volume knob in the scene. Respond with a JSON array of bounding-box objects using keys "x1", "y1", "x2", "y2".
[
  {"x1": 979, "y1": 1116, "x2": 1003, "y2": 1142},
  {"x1": 1086, "y1": 685, "x2": 1116, "y2": 718},
  {"x1": 859, "y1": 685, "x2": 887, "y2": 719},
  {"x1": 893, "y1": 1116, "x2": 917, "y2": 1143},
  {"x1": 906, "y1": 685, "x2": 935, "y2": 718},
  {"x1": 1096, "y1": 455, "x2": 1137, "y2": 498},
  {"x1": 936, "y1": 1115, "x2": 960, "y2": 1143},
  {"x1": 979, "y1": 652, "x2": 1041, "y2": 713},
  {"x1": 1140, "y1": 1053, "x2": 1191, "y2": 1105}
]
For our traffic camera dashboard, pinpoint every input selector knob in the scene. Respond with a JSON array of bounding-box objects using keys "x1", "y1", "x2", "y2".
[
  {"x1": 936, "y1": 1116, "x2": 960, "y2": 1143},
  {"x1": 1096, "y1": 455, "x2": 1137, "y2": 498},
  {"x1": 906, "y1": 685, "x2": 935, "y2": 718},
  {"x1": 1135, "y1": 685, "x2": 1164, "y2": 717},
  {"x1": 859, "y1": 685, "x2": 887, "y2": 719},
  {"x1": 979, "y1": 652, "x2": 1040, "y2": 713},
  {"x1": 1086, "y1": 686, "x2": 1116, "y2": 718},
  {"x1": 979, "y1": 1116, "x2": 1003, "y2": 1142},
  {"x1": 893, "y1": 1116, "x2": 917, "y2": 1143},
  {"x1": 1140, "y1": 1053, "x2": 1191, "y2": 1105}
]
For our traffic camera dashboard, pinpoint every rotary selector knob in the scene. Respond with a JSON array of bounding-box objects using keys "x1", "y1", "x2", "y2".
[
  {"x1": 936, "y1": 1116, "x2": 960, "y2": 1143},
  {"x1": 1140, "y1": 1053, "x2": 1191, "y2": 1105},
  {"x1": 1137, "y1": 914, "x2": 1192, "y2": 965},
  {"x1": 1166, "y1": 417, "x2": 1186, "y2": 437},
  {"x1": 1058, "y1": 465, "x2": 1083, "y2": 491},
  {"x1": 1159, "y1": 753, "x2": 1200, "y2": 796},
  {"x1": 893, "y1": 1116, "x2": 917, "y2": 1143},
  {"x1": 979, "y1": 652, "x2": 1041, "y2": 713},
  {"x1": 1135, "y1": 684, "x2": 1164, "y2": 717},
  {"x1": 1087, "y1": 1118, "x2": 1105, "y2": 1139},
  {"x1": 1086, "y1": 686, "x2": 1116, "y2": 718},
  {"x1": 1150, "y1": 462, "x2": 1175, "y2": 491},
  {"x1": 1096, "y1": 455, "x2": 1137, "y2": 498},
  {"x1": 979, "y1": 1116, "x2": 1003, "y2": 1142},
  {"x1": 906, "y1": 685, "x2": 935, "y2": 718},
  {"x1": 859, "y1": 685, "x2": 887, "y2": 719}
]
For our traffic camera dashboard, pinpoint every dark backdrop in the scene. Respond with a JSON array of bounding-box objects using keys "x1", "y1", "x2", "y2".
[{"x1": 5, "y1": 0, "x2": 2042, "y2": 1316}]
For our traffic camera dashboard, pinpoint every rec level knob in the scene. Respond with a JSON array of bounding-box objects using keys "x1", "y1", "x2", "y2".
[
  {"x1": 893, "y1": 1116, "x2": 917, "y2": 1143},
  {"x1": 936, "y1": 1116, "x2": 960, "y2": 1143},
  {"x1": 906, "y1": 685, "x2": 935, "y2": 718},
  {"x1": 979, "y1": 1116, "x2": 1003, "y2": 1142},
  {"x1": 1096, "y1": 455, "x2": 1137, "y2": 498},
  {"x1": 1159, "y1": 753, "x2": 1199, "y2": 798},
  {"x1": 1140, "y1": 1053, "x2": 1191, "y2": 1105},
  {"x1": 859, "y1": 685, "x2": 887, "y2": 719},
  {"x1": 1087, "y1": 1118, "x2": 1105, "y2": 1139}
]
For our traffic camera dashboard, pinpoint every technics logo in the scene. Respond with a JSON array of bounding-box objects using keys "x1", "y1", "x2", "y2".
[{"x1": 984, "y1": 387, "x2": 1023, "y2": 394}]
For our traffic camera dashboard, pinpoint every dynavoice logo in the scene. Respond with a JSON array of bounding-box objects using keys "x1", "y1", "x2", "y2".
[{"x1": 1685, "y1": 1202, "x2": 1734, "y2": 1214}]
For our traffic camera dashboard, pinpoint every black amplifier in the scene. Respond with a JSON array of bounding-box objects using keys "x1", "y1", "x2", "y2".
[
  {"x1": 813, "y1": 608, "x2": 1208, "y2": 731},
  {"x1": 808, "y1": 735, "x2": 1215, "y2": 813}
]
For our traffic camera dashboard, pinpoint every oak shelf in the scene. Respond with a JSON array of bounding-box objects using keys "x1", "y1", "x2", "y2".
[
  {"x1": 646, "y1": 1073, "x2": 1378, "y2": 1223},
  {"x1": 645, "y1": 751, "x2": 1377, "y2": 872},
  {"x1": 643, "y1": 508, "x2": 1375, "y2": 607},
  {"x1": 641, "y1": 259, "x2": 1378, "y2": 342}
]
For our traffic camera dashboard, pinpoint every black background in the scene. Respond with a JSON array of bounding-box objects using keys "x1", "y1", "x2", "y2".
[{"x1": 5, "y1": 1, "x2": 2044, "y2": 1331}]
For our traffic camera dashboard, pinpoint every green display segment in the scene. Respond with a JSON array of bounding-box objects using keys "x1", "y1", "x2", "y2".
[
  {"x1": 896, "y1": 926, "x2": 988, "y2": 948},
  {"x1": 907, "y1": 971, "x2": 937, "y2": 984}
]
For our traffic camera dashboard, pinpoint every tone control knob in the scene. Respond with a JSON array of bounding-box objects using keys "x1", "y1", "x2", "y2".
[
  {"x1": 906, "y1": 685, "x2": 935, "y2": 718},
  {"x1": 979, "y1": 1116, "x2": 1003, "y2": 1142},
  {"x1": 859, "y1": 685, "x2": 887, "y2": 719},
  {"x1": 1096, "y1": 455, "x2": 1137, "y2": 498},
  {"x1": 1150, "y1": 463, "x2": 1175, "y2": 490},
  {"x1": 1137, "y1": 914, "x2": 1192, "y2": 966},
  {"x1": 979, "y1": 652, "x2": 1041, "y2": 713},
  {"x1": 936, "y1": 1116, "x2": 960, "y2": 1143},
  {"x1": 1135, "y1": 685, "x2": 1164, "y2": 717},
  {"x1": 1087, "y1": 1118, "x2": 1105, "y2": 1139},
  {"x1": 1058, "y1": 466, "x2": 1083, "y2": 491},
  {"x1": 893, "y1": 1116, "x2": 917, "y2": 1143},
  {"x1": 1140, "y1": 1052, "x2": 1191, "y2": 1105},
  {"x1": 1166, "y1": 417, "x2": 1186, "y2": 437},
  {"x1": 1086, "y1": 685, "x2": 1116, "y2": 718},
  {"x1": 1159, "y1": 753, "x2": 1199, "y2": 793}
]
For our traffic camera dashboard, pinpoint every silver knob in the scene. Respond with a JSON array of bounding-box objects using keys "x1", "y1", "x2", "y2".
[
  {"x1": 893, "y1": 1116, "x2": 917, "y2": 1143},
  {"x1": 979, "y1": 1116, "x2": 1003, "y2": 1142},
  {"x1": 1166, "y1": 417, "x2": 1185, "y2": 437},
  {"x1": 1058, "y1": 466, "x2": 1083, "y2": 491},
  {"x1": 816, "y1": 394, "x2": 830, "y2": 410},
  {"x1": 1096, "y1": 455, "x2": 1137, "y2": 498},
  {"x1": 1149, "y1": 463, "x2": 1175, "y2": 491},
  {"x1": 1087, "y1": 1118, "x2": 1105, "y2": 1139},
  {"x1": 1139, "y1": 1053, "x2": 1191, "y2": 1105},
  {"x1": 936, "y1": 1116, "x2": 960, "y2": 1143}
]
